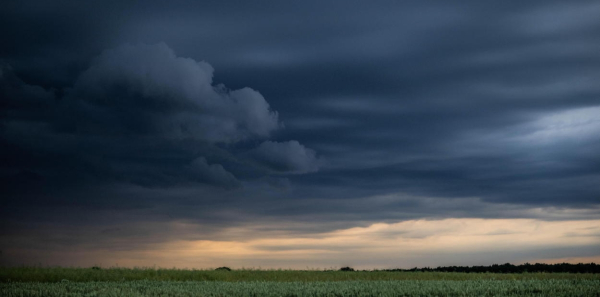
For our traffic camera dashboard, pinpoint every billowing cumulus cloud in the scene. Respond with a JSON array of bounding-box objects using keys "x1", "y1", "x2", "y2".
[
  {"x1": 63, "y1": 43, "x2": 280, "y2": 142},
  {"x1": 250, "y1": 140, "x2": 320, "y2": 174},
  {"x1": 187, "y1": 157, "x2": 240, "y2": 189},
  {"x1": 0, "y1": 43, "x2": 315, "y2": 193}
]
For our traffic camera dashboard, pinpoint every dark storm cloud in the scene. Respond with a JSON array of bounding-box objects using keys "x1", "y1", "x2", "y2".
[
  {"x1": 249, "y1": 141, "x2": 320, "y2": 174},
  {"x1": 187, "y1": 157, "x2": 240, "y2": 188},
  {"x1": 1, "y1": 0, "x2": 600, "y2": 252},
  {"x1": 0, "y1": 43, "x2": 317, "y2": 200},
  {"x1": 63, "y1": 43, "x2": 280, "y2": 142}
]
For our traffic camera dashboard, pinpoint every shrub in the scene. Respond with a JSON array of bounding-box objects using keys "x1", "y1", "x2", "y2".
[
  {"x1": 339, "y1": 267, "x2": 354, "y2": 271},
  {"x1": 215, "y1": 267, "x2": 232, "y2": 271}
]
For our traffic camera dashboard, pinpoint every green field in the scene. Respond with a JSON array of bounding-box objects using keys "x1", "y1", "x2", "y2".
[
  {"x1": 3, "y1": 279, "x2": 600, "y2": 297},
  {"x1": 1, "y1": 268, "x2": 599, "y2": 296}
]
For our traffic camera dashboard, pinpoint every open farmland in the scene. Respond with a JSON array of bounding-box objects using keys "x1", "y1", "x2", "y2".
[
  {"x1": 2, "y1": 279, "x2": 600, "y2": 297},
  {"x1": 1, "y1": 267, "x2": 599, "y2": 297}
]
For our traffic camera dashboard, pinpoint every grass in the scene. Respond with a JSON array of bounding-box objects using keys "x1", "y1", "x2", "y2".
[
  {"x1": 2, "y1": 267, "x2": 598, "y2": 296},
  {"x1": 2, "y1": 279, "x2": 600, "y2": 297}
]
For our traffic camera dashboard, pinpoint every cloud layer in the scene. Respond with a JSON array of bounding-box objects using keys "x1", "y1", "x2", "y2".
[
  {"x1": 250, "y1": 140, "x2": 320, "y2": 174},
  {"x1": 1, "y1": 43, "x2": 317, "y2": 195},
  {"x1": 67, "y1": 43, "x2": 280, "y2": 142},
  {"x1": 1, "y1": 0, "x2": 599, "y2": 268},
  {"x1": 3, "y1": 218, "x2": 599, "y2": 269}
]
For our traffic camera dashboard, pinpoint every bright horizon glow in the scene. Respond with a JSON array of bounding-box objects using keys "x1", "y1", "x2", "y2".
[{"x1": 4, "y1": 218, "x2": 599, "y2": 269}]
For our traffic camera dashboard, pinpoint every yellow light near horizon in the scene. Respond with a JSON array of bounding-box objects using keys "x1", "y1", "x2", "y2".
[
  {"x1": 143, "y1": 218, "x2": 600, "y2": 269},
  {"x1": 4, "y1": 218, "x2": 599, "y2": 269}
]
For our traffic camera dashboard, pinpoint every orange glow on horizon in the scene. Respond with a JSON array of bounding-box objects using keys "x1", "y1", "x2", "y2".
[{"x1": 4, "y1": 218, "x2": 598, "y2": 269}]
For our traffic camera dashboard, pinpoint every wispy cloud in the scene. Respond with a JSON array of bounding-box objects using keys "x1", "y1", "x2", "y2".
[{"x1": 3, "y1": 218, "x2": 599, "y2": 269}]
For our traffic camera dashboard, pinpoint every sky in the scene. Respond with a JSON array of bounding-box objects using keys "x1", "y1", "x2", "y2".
[{"x1": 1, "y1": 0, "x2": 599, "y2": 269}]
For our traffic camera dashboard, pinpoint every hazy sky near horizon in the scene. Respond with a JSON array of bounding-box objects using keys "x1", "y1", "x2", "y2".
[{"x1": 1, "y1": 0, "x2": 599, "y2": 268}]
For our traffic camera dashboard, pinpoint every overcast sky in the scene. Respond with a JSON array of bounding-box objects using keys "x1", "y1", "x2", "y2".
[{"x1": 1, "y1": 0, "x2": 599, "y2": 269}]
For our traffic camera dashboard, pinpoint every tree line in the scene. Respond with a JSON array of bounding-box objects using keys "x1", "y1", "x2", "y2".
[{"x1": 379, "y1": 263, "x2": 598, "y2": 273}]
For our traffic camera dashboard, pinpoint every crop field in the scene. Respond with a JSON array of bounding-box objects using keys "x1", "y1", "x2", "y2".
[
  {"x1": 1, "y1": 268, "x2": 599, "y2": 297},
  {"x1": 3, "y1": 279, "x2": 600, "y2": 297}
]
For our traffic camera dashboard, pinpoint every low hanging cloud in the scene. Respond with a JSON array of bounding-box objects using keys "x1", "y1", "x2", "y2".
[
  {"x1": 250, "y1": 140, "x2": 320, "y2": 174},
  {"x1": 0, "y1": 63, "x2": 56, "y2": 123},
  {"x1": 186, "y1": 157, "x2": 240, "y2": 189},
  {"x1": 0, "y1": 43, "x2": 317, "y2": 191},
  {"x1": 62, "y1": 43, "x2": 281, "y2": 143}
]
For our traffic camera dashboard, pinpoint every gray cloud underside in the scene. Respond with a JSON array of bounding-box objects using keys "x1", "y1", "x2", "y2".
[
  {"x1": 1, "y1": 43, "x2": 319, "y2": 198},
  {"x1": 249, "y1": 140, "x2": 320, "y2": 174},
  {"x1": 1, "y1": 0, "x2": 599, "y2": 249}
]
